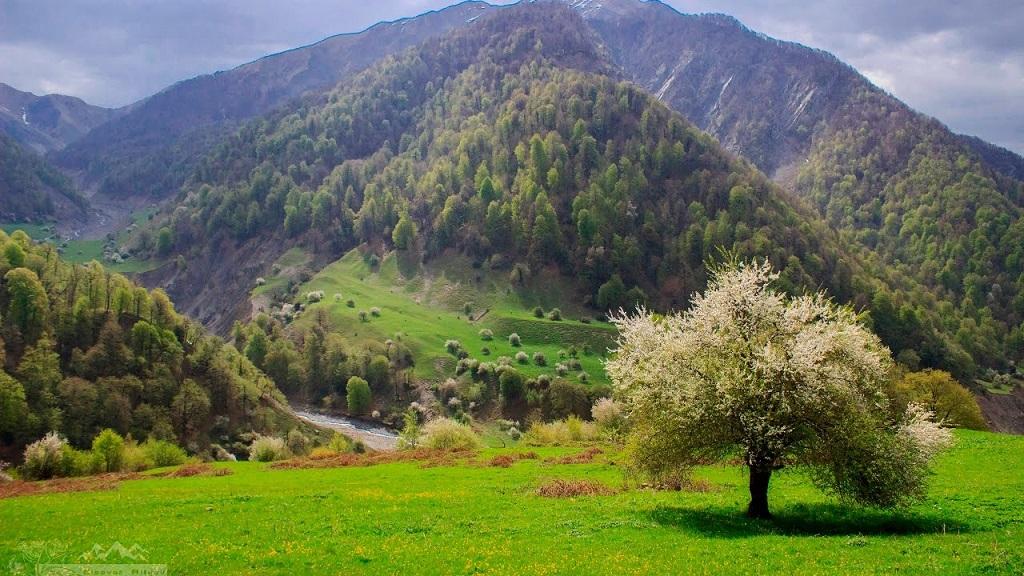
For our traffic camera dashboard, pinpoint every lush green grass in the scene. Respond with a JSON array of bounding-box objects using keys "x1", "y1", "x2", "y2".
[
  {"x1": 291, "y1": 250, "x2": 615, "y2": 385},
  {"x1": 1, "y1": 222, "x2": 55, "y2": 240},
  {"x1": 3, "y1": 215, "x2": 163, "y2": 273},
  {"x1": 0, "y1": 430, "x2": 1020, "y2": 574}
]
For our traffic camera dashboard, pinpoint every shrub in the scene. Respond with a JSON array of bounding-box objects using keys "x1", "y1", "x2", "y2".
[
  {"x1": 478, "y1": 329, "x2": 493, "y2": 341},
  {"x1": 0, "y1": 461, "x2": 11, "y2": 483},
  {"x1": 334, "y1": 293, "x2": 343, "y2": 302},
  {"x1": 508, "y1": 333, "x2": 521, "y2": 347},
  {"x1": 306, "y1": 290, "x2": 324, "y2": 303},
  {"x1": 255, "y1": 277, "x2": 266, "y2": 287},
  {"x1": 249, "y1": 435, "x2": 289, "y2": 462},
  {"x1": 286, "y1": 429, "x2": 310, "y2": 456},
  {"x1": 21, "y1": 432, "x2": 68, "y2": 480},
  {"x1": 515, "y1": 351, "x2": 529, "y2": 364},
  {"x1": 481, "y1": 347, "x2": 491, "y2": 356},
  {"x1": 347, "y1": 376, "x2": 372, "y2": 415},
  {"x1": 533, "y1": 306, "x2": 544, "y2": 318},
  {"x1": 580, "y1": 316, "x2": 592, "y2": 324},
  {"x1": 346, "y1": 299, "x2": 355, "y2": 308},
  {"x1": 445, "y1": 340, "x2": 463, "y2": 355},
  {"x1": 309, "y1": 447, "x2": 337, "y2": 460},
  {"x1": 358, "y1": 310, "x2": 369, "y2": 322},
  {"x1": 420, "y1": 418, "x2": 482, "y2": 451},
  {"x1": 548, "y1": 308, "x2": 562, "y2": 321},
  {"x1": 555, "y1": 363, "x2": 568, "y2": 376},
  {"x1": 545, "y1": 380, "x2": 591, "y2": 419},
  {"x1": 464, "y1": 302, "x2": 473, "y2": 316},
  {"x1": 592, "y1": 398, "x2": 625, "y2": 430},
  {"x1": 122, "y1": 440, "x2": 153, "y2": 472},
  {"x1": 92, "y1": 429, "x2": 126, "y2": 473},
  {"x1": 523, "y1": 416, "x2": 598, "y2": 446},
  {"x1": 370, "y1": 307, "x2": 382, "y2": 317},
  {"x1": 327, "y1": 433, "x2": 352, "y2": 453},
  {"x1": 578, "y1": 372, "x2": 589, "y2": 383},
  {"x1": 398, "y1": 409, "x2": 421, "y2": 450},
  {"x1": 536, "y1": 478, "x2": 614, "y2": 497},
  {"x1": 533, "y1": 352, "x2": 547, "y2": 366},
  {"x1": 499, "y1": 369, "x2": 525, "y2": 401}
]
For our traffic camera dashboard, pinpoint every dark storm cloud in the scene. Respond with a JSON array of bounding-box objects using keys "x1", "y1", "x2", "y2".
[{"x1": 0, "y1": 0, "x2": 1021, "y2": 153}]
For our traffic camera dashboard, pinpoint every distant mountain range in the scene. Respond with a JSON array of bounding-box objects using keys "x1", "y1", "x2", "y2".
[{"x1": 0, "y1": 82, "x2": 118, "y2": 154}]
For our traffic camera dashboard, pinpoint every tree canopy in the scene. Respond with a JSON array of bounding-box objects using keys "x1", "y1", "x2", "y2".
[{"x1": 608, "y1": 260, "x2": 951, "y2": 518}]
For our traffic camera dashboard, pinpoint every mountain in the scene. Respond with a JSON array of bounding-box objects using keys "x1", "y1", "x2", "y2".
[
  {"x1": 0, "y1": 83, "x2": 117, "y2": 154},
  {"x1": 51, "y1": 1, "x2": 496, "y2": 200},
  {"x1": 125, "y1": 1, "x2": 986, "y2": 394},
  {"x1": 0, "y1": 132, "x2": 85, "y2": 222}
]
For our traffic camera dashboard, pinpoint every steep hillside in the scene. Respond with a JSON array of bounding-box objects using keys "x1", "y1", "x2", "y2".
[
  {"x1": 0, "y1": 132, "x2": 85, "y2": 222},
  {"x1": 127, "y1": 3, "x2": 990, "y2": 387},
  {"x1": 0, "y1": 229, "x2": 302, "y2": 460},
  {"x1": 0, "y1": 83, "x2": 117, "y2": 154},
  {"x1": 51, "y1": 1, "x2": 495, "y2": 201},
  {"x1": 568, "y1": 0, "x2": 1024, "y2": 373}
]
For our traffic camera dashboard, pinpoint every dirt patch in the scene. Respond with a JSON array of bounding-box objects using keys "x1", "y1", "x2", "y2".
[
  {"x1": 545, "y1": 447, "x2": 603, "y2": 465},
  {"x1": 487, "y1": 451, "x2": 539, "y2": 468},
  {"x1": 0, "y1": 473, "x2": 142, "y2": 499},
  {"x1": 536, "y1": 478, "x2": 616, "y2": 498},
  {"x1": 270, "y1": 448, "x2": 475, "y2": 470},
  {"x1": 977, "y1": 387, "x2": 1024, "y2": 434}
]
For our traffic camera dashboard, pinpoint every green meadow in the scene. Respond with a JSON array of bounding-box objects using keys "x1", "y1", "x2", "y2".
[
  {"x1": 0, "y1": 430, "x2": 1021, "y2": 574},
  {"x1": 285, "y1": 249, "x2": 617, "y2": 385}
]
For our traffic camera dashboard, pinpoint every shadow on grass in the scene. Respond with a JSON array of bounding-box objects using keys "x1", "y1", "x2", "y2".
[{"x1": 647, "y1": 503, "x2": 971, "y2": 538}]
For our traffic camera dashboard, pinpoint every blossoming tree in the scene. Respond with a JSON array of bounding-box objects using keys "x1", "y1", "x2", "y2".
[{"x1": 607, "y1": 260, "x2": 951, "y2": 519}]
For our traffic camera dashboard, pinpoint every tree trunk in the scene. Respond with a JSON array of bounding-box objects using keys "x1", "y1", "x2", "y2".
[{"x1": 747, "y1": 466, "x2": 773, "y2": 519}]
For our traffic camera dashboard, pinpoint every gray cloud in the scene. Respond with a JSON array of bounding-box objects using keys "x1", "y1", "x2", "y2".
[{"x1": 0, "y1": 0, "x2": 1020, "y2": 153}]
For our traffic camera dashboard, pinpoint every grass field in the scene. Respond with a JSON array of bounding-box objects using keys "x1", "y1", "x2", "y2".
[
  {"x1": 289, "y1": 250, "x2": 617, "y2": 386},
  {"x1": 0, "y1": 430, "x2": 1020, "y2": 574}
]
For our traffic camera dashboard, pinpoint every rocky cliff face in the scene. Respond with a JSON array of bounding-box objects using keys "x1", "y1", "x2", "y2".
[{"x1": 0, "y1": 83, "x2": 117, "y2": 153}]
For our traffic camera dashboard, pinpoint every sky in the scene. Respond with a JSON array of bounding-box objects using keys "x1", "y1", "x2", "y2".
[{"x1": 0, "y1": 0, "x2": 1021, "y2": 154}]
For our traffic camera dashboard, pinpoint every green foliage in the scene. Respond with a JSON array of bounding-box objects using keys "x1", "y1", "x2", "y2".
[
  {"x1": 91, "y1": 428, "x2": 125, "y2": 473},
  {"x1": 894, "y1": 370, "x2": 988, "y2": 430},
  {"x1": 142, "y1": 439, "x2": 188, "y2": 468},
  {"x1": 420, "y1": 418, "x2": 482, "y2": 451},
  {"x1": 346, "y1": 376, "x2": 371, "y2": 415},
  {"x1": 249, "y1": 435, "x2": 289, "y2": 462},
  {"x1": 498, "y1": 369, "x2": 525, "y2": 402}
]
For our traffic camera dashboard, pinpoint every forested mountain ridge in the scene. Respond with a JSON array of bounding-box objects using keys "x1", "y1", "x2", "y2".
[
  {"x1": 0, "y1": 133, "x2": 86, "y2": 223},
  {"x1": 50, "y1": 1, "x2": 495, "y2": 201},
  {"x1": 0, "y1": 229, "x2": 301, "y2": 460},
  {"x1": 128, "y1": 3, "x2": 1007, "y2": 385},
  {"x1": 0, "y1": 83, "x2": 118, "y2": 154}
]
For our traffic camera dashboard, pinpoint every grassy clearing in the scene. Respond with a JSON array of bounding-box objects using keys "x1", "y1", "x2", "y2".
[
  {"x1": 0, "y1": 430, "x2": 1020, "y2": 574},
  {"x1": 2, "y1": 214, "x2": 163, "y2": 274},
  {"x1": 290, "y1": 250, "x2": 615, "y2": 385}
]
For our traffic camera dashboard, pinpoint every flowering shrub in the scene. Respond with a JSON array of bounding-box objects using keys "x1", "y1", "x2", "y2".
[
  {"x1": 249, "y1": 435, "x2": 289, "y2": 462},
  {"x1": 592, "y1": 398, "x2": 625, "y2": 430},
  {"x1": 420, "y1": 418, "x2": 482, "y2": 451},
  {"x1": 306, "y1": 290, "x2": 324, "y2": 303},
  {"x1": 445, "y1": 340, "x2": 463, "y2": 355},
  {"x1": 532, "y1": 352, "x2": 547, "y2": 366},
  {"x1": 370, "y1": 307, "x2": 382, "y2": 317},
  {"x1": 548, "y1": 308, "x2": 562, "y2": 321},
  {"x1": 901, "y1": 404, "x2": 953, "y2": 460},
  {"x1": 515, "y1": 351, "x2": 529, "y2": 364},
  {"x1": 508, "y1": 333, "x2": 521, "y2": 347},
  {"x1": 21, "y1": 432, "x2": 69, "y2": 480},
  {"x1": 478, "y1": 329, "x2": 494, "y2": 341}
]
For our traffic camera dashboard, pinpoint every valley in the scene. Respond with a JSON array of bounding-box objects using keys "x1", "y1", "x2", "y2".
[{"x1": 1, "y1": 2, "x2": 1023, "y2": 574}]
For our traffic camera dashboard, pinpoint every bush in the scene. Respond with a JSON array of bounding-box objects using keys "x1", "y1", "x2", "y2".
[
  {"x1": 555, "y1": 363, "x2": 568, "y2": 376},
  {"x1": 358, "y1": 310, "x2": 369, "y2": 322},
  {"x1": 287, "y1": 429, "x2": 310, "y2": 456},
  {"x1": 92, "y1": 429, "x2": 126, "y2": 473},
  {"x1": 346, "y1": 299, "x2": 355, "y2": 308},
  {"x1": 0, "y1": 461, "x2": 11, "y2": 483},
  {"x1": 481, "y1": 347, "x2": 491, "y2": 356},
  {"x1": 249, "y1": 435, "x2": 289, "y2": 462},
  {"x1": 478, "y1": 329, "x2": 493, "y2": 341},
  {"x1": 347, "y1": 376, "x2": 372, "y2": 415},
  {"x1": 334, "y1": 293, "x2": 343, "y2": 302},
  {"x1": 508, "y1": 333, "x2": 521, "y2": 347},
  {"x1": 21, "y1": 432, "x2": 68, "y2": 480},
  {"x1": 546, "y1": 380, "x2": 591, "y2": 419},
  {"x1": 122, "y1": 440, "x2": 153, "y2": 472},
  {"x1": 327, "y1": 433, "x2": 352, "y2": 453},
  {"x1": 591, "y1": 398, "x2": 625, "y2": 430},
  {"x1": 515, "y1": 351, "x2": 529, "y2": 364},
  {"x1": 445, "y1": 340, "x2": 463, "y2": 355},
  {"x1": 523, "y1": 416, "x2": 598, "y2": 446},
  {"x1": 548, "y1": 308, "x2": 562, "y2": 321},
  {"x1": 533, "y1": 306, "x2": 544, "y2": 318},
  {"x1": 306, "y1": 290, "x2": 324, "y2": 303},
  {"x1": 370, "y1": 307, "x2": 382, "y2": 317},
  {"x1": 578, "y1": 372, "x2": 589, "y2": 383},
  {"x1": 533, "y1": 352, "x2": 547, "y2": 366},
  {"x1": 499, "y1": 369, "x2": 525, "y2": 402},
  {"x1": 420, "y1": 418, "x2": 482, "y2": 451}
]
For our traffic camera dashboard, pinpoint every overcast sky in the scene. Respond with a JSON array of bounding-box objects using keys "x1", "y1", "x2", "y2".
[{"x1": 1, "y1": 0, "x2": 1021, "y2": 154}]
